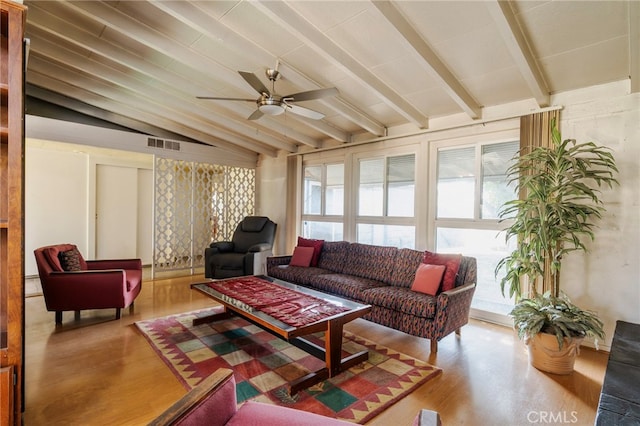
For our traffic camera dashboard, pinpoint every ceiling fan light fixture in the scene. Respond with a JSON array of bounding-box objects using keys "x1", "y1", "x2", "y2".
[
  {"x1": 258, "y1": 103, "x2": 285, "y2": 115},
  {"x1": 200, "y1": 69, "x2": 337, "y2": 121}
]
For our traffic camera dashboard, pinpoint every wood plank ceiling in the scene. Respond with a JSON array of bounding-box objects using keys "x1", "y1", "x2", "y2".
[{"x1": 22, "y1": 0, "x2": 638, "y2": 162}]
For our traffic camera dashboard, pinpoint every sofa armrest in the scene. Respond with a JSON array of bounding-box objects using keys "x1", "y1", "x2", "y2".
[
  {"x1": 244, "y1": 250, "x2": 273, "y2": 275},
  {"x1": 440, "y1": 282, "x2": 475, "y2": 298},
  {"x1": 247, "y1": 242, "x2": 272, "y2": 253},
  {"x1": 210, "y1": 241, "x2": 234, "y2": 252},
  {"x1": 86, "y1": 258, "x2": 142, "y2": 271},
  {"x1": 149, "y1": 368, "x2": 237, "y2": 426},
  {"x1": 266, "y1": 255, "x2": 292, "y2": 266},
  {"x1": 433, "y1": 282, "x2": 476, "y2": 341},
  {"x1": 266, "y1": 255, "x2": 292, "y2": 275}
]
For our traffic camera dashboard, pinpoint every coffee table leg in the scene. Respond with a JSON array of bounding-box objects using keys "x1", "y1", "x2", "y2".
[
  {"x1": 289, "y1": 319, "x2": 368, "y2": 395},
  {"x1": 326, "y1": 319, "x2": 343, "y2": 376},
  {"x1": 327, "y1": 319, "x2": 369, "y2": 377},
  {"x1": 192, "y1": 308, "x2": 234, "y2": 326}
]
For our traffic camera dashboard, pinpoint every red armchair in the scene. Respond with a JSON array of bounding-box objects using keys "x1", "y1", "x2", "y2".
[{"x1": 34, "y1": 244, "x2": 143, "y2": 324}]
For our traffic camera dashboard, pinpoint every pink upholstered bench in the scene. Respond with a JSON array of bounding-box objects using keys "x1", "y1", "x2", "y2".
[
  {"x1": 150, "y1": 368, "x2": 441, "y2": 426},
  {"x1": 149, "y1": 368, "x2": 353, "y2": 426}
]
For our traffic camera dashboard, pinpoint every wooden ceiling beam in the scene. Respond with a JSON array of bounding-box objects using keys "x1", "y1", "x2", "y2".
[
  {"x1": 485, "y1": 0, "x2": 550, "y2": 107},
  {"x1": 276, "y1": 61, "x2": 387, "y2": 137},
  {"x1": 373, "y1": 1, "x2": 482, "y2": 119}
]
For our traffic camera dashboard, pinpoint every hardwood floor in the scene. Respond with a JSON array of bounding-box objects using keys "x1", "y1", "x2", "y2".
[{"x1": 23, "y1": 275, "x2": 608, "y2": 425}]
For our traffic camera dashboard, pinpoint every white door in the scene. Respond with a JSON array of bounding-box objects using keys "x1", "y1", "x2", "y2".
[{"x1": 96, "y1": 164, "x2": 138, "y2": 259}]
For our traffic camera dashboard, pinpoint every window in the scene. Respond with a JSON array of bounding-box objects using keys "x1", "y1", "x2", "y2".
[
  {"x1": 302, "y1": 163, "x2": 344, "y2": 240},
  {"x1": 357, "y1": 154, "x2": 415, "y2": 248},
  {"x1": 437, "y1": 148, "x2": 475, "y2": 219},
  {"x1": 435, "y1": 141, "x2": 519, "y2": 315}
]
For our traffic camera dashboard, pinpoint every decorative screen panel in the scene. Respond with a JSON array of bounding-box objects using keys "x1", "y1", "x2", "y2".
[
  {"x1": 215, "y1": 166, "x2": 256, "y2": 241},
  {"x1": 154, "y1": 158, "x2": 255, "y2": 274}
]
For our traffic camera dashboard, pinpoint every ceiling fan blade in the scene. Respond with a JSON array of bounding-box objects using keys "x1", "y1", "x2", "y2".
[
  {"x1": 196, "y1": 96, "x2": 256, "y2": 101},
  {"x1": 247, "y1": 109, "x2": 264, "y2": 120},
  {"x1": 286, "y1": 104, "x2": 325, "y2": 120},
  {"x1": 284, "y1": 87, "x2": 338, "y2": 102},
  {"x1": 239, "y1": 71, "x2": 270, "y2": 96}
]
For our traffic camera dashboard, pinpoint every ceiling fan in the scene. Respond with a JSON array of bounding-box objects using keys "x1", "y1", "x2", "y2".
[{"x1": 197, "y1": 66, "x2": 338, "y2": 121}]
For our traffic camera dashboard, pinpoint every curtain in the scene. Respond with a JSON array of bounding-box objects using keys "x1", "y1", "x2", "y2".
[
  {"x1": 520, "y1": 109, "x2": 560, "y2": 153},
  {"x1": 519, "y1": 110, "x2": 560, "y2": 296}
]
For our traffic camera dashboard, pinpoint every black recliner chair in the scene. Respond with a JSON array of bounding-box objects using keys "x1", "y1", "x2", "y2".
[{"x1": 204, "y1": 216, "x2": 277, "y2": 279}]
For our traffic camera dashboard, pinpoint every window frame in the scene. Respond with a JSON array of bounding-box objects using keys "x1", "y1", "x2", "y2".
[
  {"x1": 428, "y1": 130, "x2": 519, "y2": 325},
  {"x1": 300, "y1": 160, "x2": 345, "y2": 239},
  {"x1": 428, "y1": 133, "x2": 518, "y2": 242},
  {"x1": 353, "y1": 148, "x2": 418, "y2": 246}
]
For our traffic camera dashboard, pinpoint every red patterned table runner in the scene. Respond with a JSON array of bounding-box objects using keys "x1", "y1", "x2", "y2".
[{"x1": 207, "y1": 277, "x2": 350, "y2": 327}]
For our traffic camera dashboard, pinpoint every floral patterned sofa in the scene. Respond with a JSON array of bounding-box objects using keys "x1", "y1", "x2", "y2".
[{"x1": 267, "y1": 241, "x2": 477, "y2": 352}]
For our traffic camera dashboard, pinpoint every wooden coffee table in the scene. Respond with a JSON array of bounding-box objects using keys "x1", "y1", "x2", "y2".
[{"x1": 191, "y1": 275, "x2": 372, "y2": 394}]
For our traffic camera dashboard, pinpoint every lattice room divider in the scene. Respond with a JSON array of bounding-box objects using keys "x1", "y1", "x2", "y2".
[{"x1": 153, "y1": 157, "x2": 255, "y2": 275}]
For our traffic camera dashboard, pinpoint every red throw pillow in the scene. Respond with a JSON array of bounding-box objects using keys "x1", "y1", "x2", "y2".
[
  {"x1": 297, "y1": 237, "x2": 324, "y2": 267},
  {"x1": 289, "y1": 246, "x2": 315, "y2": 267},
  {"x1": 423, "y1": 251, "x2": 462, "y2": 292},
  {"x1": 411, "y1": 264, "x2": 446, "y2": 296}
]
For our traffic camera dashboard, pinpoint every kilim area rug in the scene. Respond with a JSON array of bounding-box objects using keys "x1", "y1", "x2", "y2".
[{"x1": 135, "y1": 308, "x2": 442, "y2": 424}]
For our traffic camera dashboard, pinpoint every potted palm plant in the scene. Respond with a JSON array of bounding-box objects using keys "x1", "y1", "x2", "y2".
[{"x1": 496, "y1": 119, "x2": 618, "y2": 374}]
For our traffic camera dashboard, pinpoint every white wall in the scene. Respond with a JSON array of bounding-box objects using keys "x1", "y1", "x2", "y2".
[
  {"x1": 25, "y1": 145, "x2": 89, "y2": 272},
  {"x1": 555, "y1": 81, "x2": 640, "y2": 346},
  {"x1": 256, "y1": 151, "x2": 289, "y2": 256}
]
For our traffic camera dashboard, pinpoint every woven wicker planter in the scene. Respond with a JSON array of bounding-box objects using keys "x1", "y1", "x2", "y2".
[{"x1": 525, "y1": 333, "x2": 583, "y2": 375}]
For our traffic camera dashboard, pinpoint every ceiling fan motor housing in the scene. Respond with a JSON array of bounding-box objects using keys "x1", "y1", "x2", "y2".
[
  {"x1": 257, "y1": 95, "x2": 285, "y2": 115},
  {"x1": 266, "y1": 68, "x2": 281, "y2": 82}
]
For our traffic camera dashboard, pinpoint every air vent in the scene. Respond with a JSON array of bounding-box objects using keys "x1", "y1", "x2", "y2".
[{"x1": 148, "y1": 137, "x2": 180, "y2": 151}]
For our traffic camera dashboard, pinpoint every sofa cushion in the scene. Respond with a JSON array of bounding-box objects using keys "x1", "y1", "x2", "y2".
[
  {"x1": 389, "y1": 248, "x2": 424, "y2": 288},
  {"x1": 316, "y1": 241, "x2": 350, "y2": 272},
  {"x1": 297, "y1": 237, "x2": 324, "y2": 267},
  {"x1": 312, "y1": 273, "x2": 387, "y2": 302},
  {"x1": 341, "y1": 243, "x2": 398, "y2": 283},
  {"x1": 411, "y1": 264, "x2": 446, "y2": 296},
  {"x1": 289, "y1": 246, "x2": 314, "y2": 267},
  {"x1": 270, "y1": 265, "x2": 330, "y2": 289},
  {"x1": 361, "y1": 286, "x2": 437, "y2": 319},
  {"x1": 423, "y1": 251, "x2": 462, "y2": 291}
]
